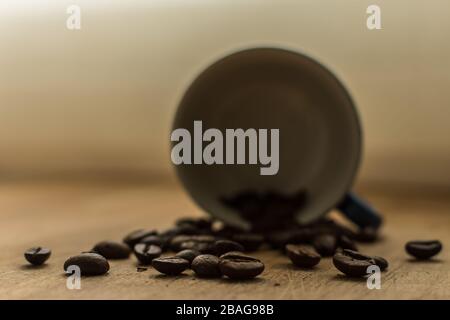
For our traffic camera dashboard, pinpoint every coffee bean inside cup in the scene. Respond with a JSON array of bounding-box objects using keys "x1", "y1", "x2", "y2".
[{"x1": 24, "y1": 247, "x2": 51, "y2": 266}]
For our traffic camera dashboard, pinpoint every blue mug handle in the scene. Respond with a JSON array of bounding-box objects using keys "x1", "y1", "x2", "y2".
[{"x1": 336, "y1": 192, "x2": 382, "y2": 229}]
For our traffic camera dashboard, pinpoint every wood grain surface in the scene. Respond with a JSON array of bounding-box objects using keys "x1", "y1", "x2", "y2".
[{"x1": 0, "y1": 180, "x2": 448, "y2": 299}]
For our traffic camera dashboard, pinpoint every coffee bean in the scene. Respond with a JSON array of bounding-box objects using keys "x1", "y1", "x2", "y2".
[
  {"x1": 123, "y1": 229, "x2": 157, "y2": 249},
  {"x1": 179, "y1": 241, "x2": 215, "y2": 254},
  {"x1": 175, "y1": 249, "x2": 201, "y2": 264},
  {"x1": 405, "y1": 240, "x2": 442, "y2": 260},
  {"x1": 219, "y1": 254, "x2": 264, "y2": 280},
  {"x1": 266, "y1": 228, "x2": 312, "y2": 249},
  {"x1": 213, "y1": 240, "x2": 245, "y2": 256},
  {"x1": 231, "y1": 233, "x2": 264, "y2": 251},
  {"x1": 92, "y1": 241, "x2": 131, "y2": 259},
  {"x1": 151, "y1": 257, "x2": 190, "y2": 276},
  {"x1": 170, "y1": 235, "x2": 215, "y2": 252},
  {"x1": 139, "y1": 235, "x2": 168, "y2": 251},
  {"x1": 191, "y1": 254, "x2": 222, "y2": 278},
  {"x1": 64, "y1": 253, "x2": 109, "y2": 276},
  {"x1": 332, "y1": 252, "x2": 374, "y2": 277},
  {"x1": 313, "y1": 234, "x2": 337, "y2": 256},
  {"x1": 285, "y1": 244, "x2": 321, "y2": 268},
  {"x1": 342, "y1": 249, "x2": 388, "y2": 271},
  {"x1": 24, "y1": 247, "x2": 51, "y2": 265},
  {"x1": 354, "y1": 227, "x2": 378, "y2": 243},
  {"x1": 176, "y1": 217, "x2": 212, "y2": 230},
  {"x1": 219, "y1": 251, "x2": 250, "y2": 260},
  {"x1": 338, "y1": 235, "x2": 358, "y2": 251},
  {"x1": 133, "y1": 244, "x2": 162, "y2": 265}
]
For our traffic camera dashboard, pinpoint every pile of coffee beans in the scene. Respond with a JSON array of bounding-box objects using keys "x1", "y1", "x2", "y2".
[{"x1": 22, "y1": 191, "x2": 444, "y2": 283}]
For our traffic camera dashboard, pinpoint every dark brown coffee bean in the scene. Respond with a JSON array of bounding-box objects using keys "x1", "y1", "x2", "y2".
[
  {"x1": 24, "y1": 247, "x2": 51, "y2": 265},
  {"x1": 175, "y1": 249, "x2": 201, "y2": 264},
  {"x1": 179, "y1": 241, "x2": 215, "y2": 254},
  {"x1": 139, "y1": 235, "x2": 170, "y2": 251},
  {"x1": 92, "y1": 241, "x2": 130, "y2": 259},
  {"x1": 176, "y1": 217, "x2": 212, "y2": 230},
  {"x1": 151, "y1": 257, "x2": 189, "y2": 275},
  {"x1": 133, "y1": 244, "x2": 161, "y2": 265},
  {"x1": 342, "y1": 249, "x2": 388, "y2": 271},
  {"x1": 332, "y1": 252, "x2": 374, "y2": 277},
  {"x1": 231, "y1": 233, "x2": 264, "y2": 251},
  {"x1": 191, "y1": 254, "x2": 221, "y2": 278},
  {"x1": 313, "y1": 234, "x2": 337, "y2": 256},
  {"x1": 170, "y1": 235, "x2": 215, "y2": 252},
  {"x1": 123, "y1": 229, "x2": 157, "y2": 248},
  {"x1": 219, "y1": 251, "x2": 251, "y2": 260},
  {"x1": 266, "y1": 228, "x2": 313, "y2": 249},
  {"x1": 64, "y1": 253, "x2": 109, "y2": 276},
  {"x1": 285, "y1": 244, "x2": 321, "y2": 268},
  {"x1": 338, "y1": 235, "x2": 358, "y2": 251},
  {"x1": 213, "y1": 240, "x2": 245, "y2": 256},
  {"x1": 354, "y1": 227, "x2": 378, "y2": 243},
  {"x1": 219, "y1": 254, "x2": 264, "y2": 279},
  {"x1": 405, "y1": 240, "x2": 442, "y2": 260}
]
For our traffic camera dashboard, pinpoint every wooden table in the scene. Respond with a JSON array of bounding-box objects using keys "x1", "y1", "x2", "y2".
[{"x1": 0, "y1": 179, "x2": 448, "y2": 299}]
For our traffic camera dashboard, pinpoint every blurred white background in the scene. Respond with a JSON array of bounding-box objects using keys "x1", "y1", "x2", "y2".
[{"x1": 1, "y1": 0, "x2": 449, "y2": 186}]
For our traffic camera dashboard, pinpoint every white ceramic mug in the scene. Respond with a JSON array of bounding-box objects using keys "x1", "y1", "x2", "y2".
[{"x1": 172, "y1": 47, "x2": 381, "y2": 230}]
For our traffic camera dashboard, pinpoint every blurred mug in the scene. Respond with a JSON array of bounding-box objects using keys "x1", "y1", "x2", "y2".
[{"x1": 171, "y1": 47, "x2": 382, "y2": 231}]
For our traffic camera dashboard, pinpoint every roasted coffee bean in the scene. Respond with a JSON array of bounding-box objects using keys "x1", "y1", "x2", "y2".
[
  {"x1": 179, "y1": 241, "x2": 215, "y2": 254},
  {"x1": 123, "y1": 229, "x2": 157, "y2": 248},
  {"x1": 332, "y1": 252, "x2": 374, "y2": 277},
  {"x1": 266, "y1": 228, "x2": 313, "y2": 249},
  {"x1": 176, "y1": 217, "x2": 212, "y2": 230},
  {"x1": 152, "y1": 257, "x2": 190, "y2": 275},
  {"x1": 92, "y1": 241, "x2": 131, "y2": 259},
  {"x1": 191, "y1": 254, "x2": 222, "y2": 278},
  {"x1": 342, "y1": 249, "x2": 388, "y2": 271},
  {"x1": 24, "y1": 247, "x2": 51, "y2": 265},
  {"x1": 219, "y1": 251, "x2": 250, "y2": 260},
  {"x1": 313, "y1": 234, "x2": 337, "y2": 256},
  {"x1": 338, "y1": 235, "x2": 358, "y2": 251},
  {"x1": 213, "y1": 240, "x2": 245, "y2": 256},
  {"x1": 133, "y1": 244, "x2": 162, "y2": 265},
  {"x1": 285, "y1": 244, "x2": 321, "y2": 268},
  {"x1": 405, "y1": 240, "x2": 442, "y2": 260},
  {"x1": 231, "y1": 233, "x2": 264, "y2": 251},
  {"x1": 139, "y1": 236, "x2": 167, "y2": 250},
  {"x1": 219, "y1": 254, "x2": 264, "y2": 280},
  {"x1": 354, "y1": 227, "x2": 378, "y2": 243},
  {"x1": 64, "y1": 253, "x2": 109, "y2": 276},
  {"x1": 170, "y1": 235, "x2": 215, "y2": 252},
  {"x1": 175, "y1": 249, "x2": 201, "y2": 264}
]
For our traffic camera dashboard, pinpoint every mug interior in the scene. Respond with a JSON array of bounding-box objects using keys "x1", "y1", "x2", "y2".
[{"x1": 172, "y1": 47, "x2": 361, "y2": 230}]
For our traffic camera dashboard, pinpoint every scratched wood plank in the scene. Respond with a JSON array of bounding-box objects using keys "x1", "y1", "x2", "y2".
[{"x1": 0, "y1": 180, "x2": 448, "y2": 299}]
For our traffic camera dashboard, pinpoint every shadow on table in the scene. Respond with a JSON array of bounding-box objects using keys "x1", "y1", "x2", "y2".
[
  {"x1": 19, "y1": 264, "x2": 49, "y2": 270},
  {"x1": 405, "y1": 258, "x2": 443, "y2": 264},
  {"x1": 149, "y1": 273, "x2": 265, "y2": 284},
  {"x1": 331, "y1": 274, "x2": 368, "y2": 283}
]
